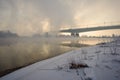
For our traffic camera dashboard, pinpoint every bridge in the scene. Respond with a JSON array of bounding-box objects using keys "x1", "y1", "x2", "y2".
[{"x1": 60, "y1": 25, "x2": 120, "y2": 36}]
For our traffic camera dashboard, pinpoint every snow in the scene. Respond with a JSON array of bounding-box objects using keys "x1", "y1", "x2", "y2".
[{"x1": 1, "y1": 39, "x2": 120, "y2": 80}]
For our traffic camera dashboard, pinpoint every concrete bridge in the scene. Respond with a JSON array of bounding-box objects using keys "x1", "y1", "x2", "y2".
[{"x1": 60, "y1": 25, "x2": 120, "y2": 36}]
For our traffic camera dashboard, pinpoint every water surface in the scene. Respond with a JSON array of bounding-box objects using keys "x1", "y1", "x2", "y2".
[{"x1": 0, "y1": 37, "x2": 113, "y2": 76}]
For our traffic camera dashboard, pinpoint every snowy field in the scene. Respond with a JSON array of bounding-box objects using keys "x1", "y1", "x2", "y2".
[{"x1": 1, "y1": 38, "x2": 120, "y2": 80}]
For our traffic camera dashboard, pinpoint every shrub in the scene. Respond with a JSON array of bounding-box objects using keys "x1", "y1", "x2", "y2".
[
  {"x1": 69, "y1": 61, "x2": 88, "y2": 69},
  {"x1": 67, "y1": 54, "x2": 89, "y2": 69}
]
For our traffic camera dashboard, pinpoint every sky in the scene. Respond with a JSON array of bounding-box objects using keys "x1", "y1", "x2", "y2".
[{"x1": 0, "y1": 0, "x2": 120, "y2": 36}]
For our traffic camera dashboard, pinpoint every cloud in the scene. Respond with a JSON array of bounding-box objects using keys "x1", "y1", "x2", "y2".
[
  {"x1": 0, "y1": 0, "x2": 75, "y2": 36},
  {"x1": 32, "y1": 0, "x2": 75, "y2": 30},
  {"x1": 0, "y1": 0, "x2": 120, "y2": 36}
]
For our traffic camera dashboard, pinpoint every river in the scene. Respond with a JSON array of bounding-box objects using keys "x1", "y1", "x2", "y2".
[{"x1": 0, "y1": 37, "x2": 113, "y2": 76}]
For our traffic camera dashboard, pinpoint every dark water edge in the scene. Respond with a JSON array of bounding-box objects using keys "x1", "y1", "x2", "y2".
[
  {"x1": 0, "y1": 66, "x2": 23, "y2": 77},
  {"x1": 0, "y1": 50, "x2": 71, "y2": 77}
]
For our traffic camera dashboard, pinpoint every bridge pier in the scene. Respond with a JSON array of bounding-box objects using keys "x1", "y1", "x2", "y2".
[{"x1": 71, "y1": 33, "x2": 79, "y2": 37}]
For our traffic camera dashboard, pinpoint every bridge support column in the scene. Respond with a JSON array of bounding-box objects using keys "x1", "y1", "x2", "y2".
[
  {"x1": 71, "y1": 33, "x2": 79, "y2": 37},
  {"x1": 75, "y1": 33, "x2": 79, "y2": 37}
]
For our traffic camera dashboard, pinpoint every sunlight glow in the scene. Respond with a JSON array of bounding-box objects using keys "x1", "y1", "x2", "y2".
[{"x1": 41, "y1": 19, "x2": 50, "y2": 33}]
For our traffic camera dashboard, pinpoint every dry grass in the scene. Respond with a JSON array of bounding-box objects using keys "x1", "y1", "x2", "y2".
[{"x1": 69, "y1": 62, "x2": 88, "y2": 69}]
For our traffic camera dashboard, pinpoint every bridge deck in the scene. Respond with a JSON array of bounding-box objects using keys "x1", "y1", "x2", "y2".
[{"x1": 60, "y1": 25, "x2": 120, "y2": 33}]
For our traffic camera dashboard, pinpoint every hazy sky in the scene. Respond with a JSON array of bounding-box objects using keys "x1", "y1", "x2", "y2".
[{"x1": 0, "y1": 0, "x2": 120, "y2": 36}]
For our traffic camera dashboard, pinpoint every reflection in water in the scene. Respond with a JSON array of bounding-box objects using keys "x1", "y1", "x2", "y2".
[{"x1": 0, "y1": 37, "x2": 113, "y2": 76}]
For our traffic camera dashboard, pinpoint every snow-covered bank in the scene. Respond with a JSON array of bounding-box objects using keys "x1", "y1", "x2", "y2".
[{"x1": 1, "y1": 39, "x2": 120, "y2": 80}]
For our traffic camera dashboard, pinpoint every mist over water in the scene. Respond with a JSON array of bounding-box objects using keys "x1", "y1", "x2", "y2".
[{"x1": 0, "y1": 37, "x2": 71, "y2": 72}]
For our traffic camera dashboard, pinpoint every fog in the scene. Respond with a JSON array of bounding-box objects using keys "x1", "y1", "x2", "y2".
[{"x1": 0, "y1": 0, "x2": 120, "y2": 36}]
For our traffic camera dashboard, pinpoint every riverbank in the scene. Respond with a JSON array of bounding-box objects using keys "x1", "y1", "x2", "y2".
[{"x1": 1, "y1": 38, "x2": 120, "y2": 80}]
